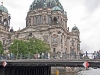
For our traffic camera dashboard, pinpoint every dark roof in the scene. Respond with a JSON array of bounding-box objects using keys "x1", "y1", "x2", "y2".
[{"x1": 29, "y1": 0, "x2": 64, "y2": 12}]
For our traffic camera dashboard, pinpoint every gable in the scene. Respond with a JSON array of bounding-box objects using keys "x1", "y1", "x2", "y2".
[{"x1": 19, "y1": 27, "x2": 36, "y2": 33}]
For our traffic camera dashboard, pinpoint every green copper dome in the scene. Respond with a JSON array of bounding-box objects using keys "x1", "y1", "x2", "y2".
[
  {"x1": 0, "y1": 5, "x2": 8, "y2": 13},
  {"x1": 52, "y1": 6, "x2": 63, "y2": 12},
  {"x1": 29, "y1": 0, "x2": 64, "y2": 12},
  {"x1": 72, "y1": 26, "x2": 79, "y2": 31}
]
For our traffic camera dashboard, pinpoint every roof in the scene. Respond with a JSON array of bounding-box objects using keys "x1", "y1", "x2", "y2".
[
  {"x1": 51, "y1": 6, "x2": 63, "y2": 12},
  {"x1": 0, "y1": 5, "x2": 8, "y2": 13},
  {"x1": 29, "y1": 0, "x2": 64, "y2": 12}
]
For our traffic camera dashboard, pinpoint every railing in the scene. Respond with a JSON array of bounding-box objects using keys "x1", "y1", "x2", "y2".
[{"x1": 0, "y1": 52, "x2": 98, "y2": 60}]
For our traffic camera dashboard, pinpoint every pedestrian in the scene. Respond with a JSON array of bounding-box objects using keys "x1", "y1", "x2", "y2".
[
  {"x1": 38, "y1": 53, "x2": 40, "y2": 59},
  {"x1": 48, "y1": 52, "x2": 50, "y2": 59}
]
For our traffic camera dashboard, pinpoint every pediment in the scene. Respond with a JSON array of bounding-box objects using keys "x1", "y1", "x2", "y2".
[{"x1": 19, "y1": 27, "x2": 36, "y2": 33}]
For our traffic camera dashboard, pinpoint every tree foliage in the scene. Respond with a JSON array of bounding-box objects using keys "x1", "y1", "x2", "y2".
[
  {"x1": 27, "y1": 38, "x2": 50, "y2": 54},
  {"x1": 9, "y1": 39, "x2": 28, "y2": 55},
  {"x1": 0, "y1": 41, "x2": 4, "y2": 54},
  {"x1": 9, "y1": 38, "x2": 50, "y2": 55}
]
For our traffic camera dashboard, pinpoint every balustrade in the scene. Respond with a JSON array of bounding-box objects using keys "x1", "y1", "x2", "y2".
[{"x1": 0, "y1": 52, "x2": 98, "y2": 60}]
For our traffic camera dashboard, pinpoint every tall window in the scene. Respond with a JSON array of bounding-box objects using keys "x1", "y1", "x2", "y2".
[
  {"x1": 48, "y1": 16, "x2": 52, "y2": 25},
  {"x1": 53, "y1": 17, "x2": 57, "y2": 25},
  {"x1": 53, "y1": 48, "x2": 56, "y2": 52},
  {"x1": 4, "y1": 19, "x2": 8, "y2": 25}
]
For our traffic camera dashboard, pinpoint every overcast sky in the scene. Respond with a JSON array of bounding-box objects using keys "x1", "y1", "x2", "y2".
[{"x1": 1, "y1": 0, "x2": 100, "y2": 53}]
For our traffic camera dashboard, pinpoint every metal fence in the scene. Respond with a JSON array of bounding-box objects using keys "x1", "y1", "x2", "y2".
[{"x1": 0, "y1": 52, "x2": 98, "y2": 60}]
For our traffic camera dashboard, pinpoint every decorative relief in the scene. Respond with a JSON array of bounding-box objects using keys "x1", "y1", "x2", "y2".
[
  {"x1": 52, "y1": 34, "x2": 58, "y2": 43},
  {"x1": 43, "y1": 35, "x2": 48, "y2": 42}
]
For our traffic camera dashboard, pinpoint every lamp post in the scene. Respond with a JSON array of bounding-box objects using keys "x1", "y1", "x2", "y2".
[{"x1": 16, "y1": 43, "x2": 18, "y2": 59}]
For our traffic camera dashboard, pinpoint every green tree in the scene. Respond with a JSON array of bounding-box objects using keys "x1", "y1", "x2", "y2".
[
  {"x1": 27, "y1": 38, "x2": 50, "y2": 54},
  {"x1": 9, "y1": 39, "x2": 28, "y2": 55},
  {"x1": 0, "y1": 41, "x2": 4, "y2": 54},
  {"x1": 9, "y1": 38, "x2": 50, "y2": 55}
]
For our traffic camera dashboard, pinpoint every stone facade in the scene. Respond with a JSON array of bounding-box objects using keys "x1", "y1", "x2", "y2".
[
  {"x1": 0, "y1": 8, "x2": 11, "y2": 52},
  {"x1": 0, "y1": 0, "x2": 80, "y2": 55}
]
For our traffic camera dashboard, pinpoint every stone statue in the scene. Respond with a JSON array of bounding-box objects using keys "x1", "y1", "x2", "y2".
[{"x1": 8, "y1": 15, "x2": 11, "y2": 25}]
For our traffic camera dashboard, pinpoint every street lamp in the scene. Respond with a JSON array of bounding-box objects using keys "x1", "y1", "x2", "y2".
[{"x1": 16, "y1": 43, "x2": 18, "y2": 59}]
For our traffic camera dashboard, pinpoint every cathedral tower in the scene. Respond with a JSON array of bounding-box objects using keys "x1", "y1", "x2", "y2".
[{"x1": 0, "y1": 2, "x2": 11, "y2": 51}]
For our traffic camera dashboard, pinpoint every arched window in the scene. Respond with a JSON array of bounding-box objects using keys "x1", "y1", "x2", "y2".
[
  {"x1": 53, "y1": 17, "x2": 57, "y2": 25},
  {"x1": 3, "y1": 19, "x2": 8, "y2": 25}
]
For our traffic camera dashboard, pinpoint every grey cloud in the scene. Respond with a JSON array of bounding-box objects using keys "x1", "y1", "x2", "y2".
[{"x1": 83, "y1": 0, "x2": 100, "y2": 14}]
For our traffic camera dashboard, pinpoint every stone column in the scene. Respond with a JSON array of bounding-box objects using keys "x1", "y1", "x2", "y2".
[
  {"x1": 67, "y1": 37, "x2": 70, "y2": 54},
  {"x1": 58, "y1": 34, "x2": 61, "y2": 52},
  {"x1": 49, "y1": 32, "x2": 52, "y2": 51},
  {"x1": 62, "y1": 34, "x2": 65, "y2": 52},
  {"x1": 46, "y1": 15, "x2": 48, "y2": 24},
  {"x1": 33, "y1": 16, "x2": 36, "y2": 25},
  {"x1": 31, "y1": 16, "x2": 33, "y2": 26},
  {"x1": 75, "y1": 39, "x2": 78, "y2": 55},
  {"x1": 43, "y1": 15, "x2": 46, "y2": 25},
  {"x1": 65, "y1": 20, "x2": 67, "y2": 30}
]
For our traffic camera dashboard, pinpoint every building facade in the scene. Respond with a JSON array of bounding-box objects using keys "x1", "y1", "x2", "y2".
[{"x1": 0, "y1": 0, "x2": 80, "y2": 55}]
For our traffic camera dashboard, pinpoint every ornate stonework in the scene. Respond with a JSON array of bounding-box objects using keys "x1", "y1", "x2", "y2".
[{"x1": 0, "y1": 0, "x2": 80, "y2": 54}]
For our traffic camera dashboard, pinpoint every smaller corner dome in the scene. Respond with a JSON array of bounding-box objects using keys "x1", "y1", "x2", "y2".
[
  {"x1": 0, "y1": 5, "x2": 8, "y2": 13},
  {"x1": 51, "y1": 6, "x2": 62, "y2": 12},
  {"x1": 72, "y1": 26, "x2": 79, "y2": 31}
]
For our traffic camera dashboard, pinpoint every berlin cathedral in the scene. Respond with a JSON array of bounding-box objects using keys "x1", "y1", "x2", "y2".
[{"x1": 0, "y1": 0, "x2": 80, "y2": 55}]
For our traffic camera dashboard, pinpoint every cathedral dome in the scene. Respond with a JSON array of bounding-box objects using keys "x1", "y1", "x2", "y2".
[
  {"x1": 72, "y1": 26, "x2": 79, "y2": 31},
  {"x1": 29, "y1": 0, "x2": 64, "y2": 12},
  {"x1": 51, "y1": 6, "x2": 62, "y2": 12},
  {"x1": 0, "y1": 5, "x2": 8, "y2": 13}
]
